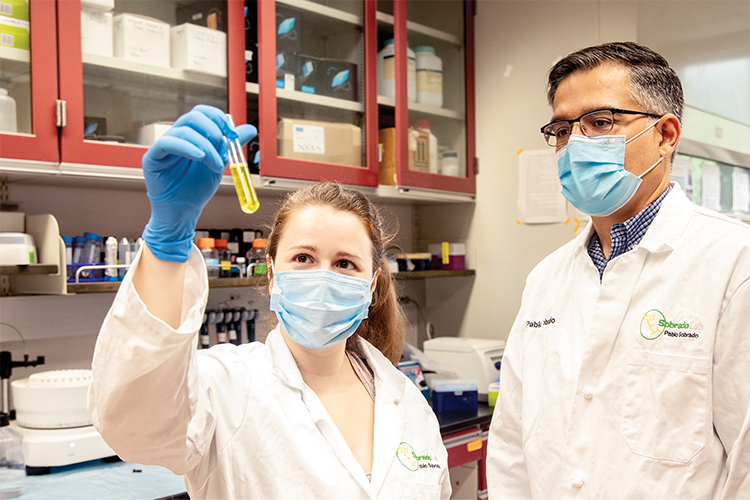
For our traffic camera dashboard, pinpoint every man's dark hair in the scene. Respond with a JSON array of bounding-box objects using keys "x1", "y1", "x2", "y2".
[{"x1": 547, "y1": 41, "x2": 684, "y2": 123}]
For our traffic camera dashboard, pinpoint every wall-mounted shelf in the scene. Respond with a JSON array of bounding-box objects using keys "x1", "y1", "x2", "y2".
[
  {"x1": 0, "y1": 265, "x2": 59, "y2": 276},
  {"x1": 376, "y1": 11, "x2": 462, "y2": 48},
  {"x1": 64, "y1": 269, "x2": 474, "y2": 294},
  {"x1": 377, "y1": 96, "x2": 463, "y2": 120}
]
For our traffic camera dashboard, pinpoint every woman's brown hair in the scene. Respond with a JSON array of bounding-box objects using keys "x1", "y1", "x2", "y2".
[{"x1": 266, "y1": 182, "x2": 405, "y2": 365}]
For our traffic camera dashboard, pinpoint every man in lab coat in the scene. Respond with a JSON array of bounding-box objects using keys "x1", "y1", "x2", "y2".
[{"x1": 487, "y1": 41, "x2": 750, "y2": 499}]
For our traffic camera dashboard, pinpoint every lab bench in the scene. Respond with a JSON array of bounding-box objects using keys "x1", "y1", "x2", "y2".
[
  {"x1": 435, "y1": 402, "x2": 494, "y2": 500},
  {"x1": 18, "y1": 458, "x2": 186, "y2": 500}
]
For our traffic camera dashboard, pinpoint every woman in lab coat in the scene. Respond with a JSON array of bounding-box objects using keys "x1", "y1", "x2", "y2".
[{"x1": 87, "y1": 106, "x2": 451, "y2": 500}]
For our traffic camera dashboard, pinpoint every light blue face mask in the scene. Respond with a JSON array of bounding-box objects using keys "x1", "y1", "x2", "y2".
[
  {"x1": 556, "y1": 121, "x2": 662, "y2": 217},
  {"x1": 269, "y1": 263, "x2": 375, "y2": 350}
]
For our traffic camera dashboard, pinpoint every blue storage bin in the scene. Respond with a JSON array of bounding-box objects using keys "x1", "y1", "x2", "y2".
[{"x1": 431, "y1": 380, "x2": 478, "y2": 413}]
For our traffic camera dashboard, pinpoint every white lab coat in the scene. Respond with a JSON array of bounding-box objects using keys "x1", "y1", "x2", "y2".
[
  {"x1": 488, "y1": 184, "x2": 750, "y2": 499},
  {"x1": 88, "y1": 248, "x2": 451, "y2": 500}
]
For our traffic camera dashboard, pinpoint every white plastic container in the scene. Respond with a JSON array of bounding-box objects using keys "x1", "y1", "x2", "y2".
[
  {"x1": 441, "y1": 150, "x2": 460, "y2": 177},
  {"x1": 377, "y1": 39, "x2": 416, "y2": 103},
  {"x1": 412, "y1": 119, "x2": 438, "y2": 174},
  {"x1": 0, "y1": 88, "x2": 18, "y2": 133},
  {"x1": 415, "y1": 46, "x2": 442, "y2": 107}
]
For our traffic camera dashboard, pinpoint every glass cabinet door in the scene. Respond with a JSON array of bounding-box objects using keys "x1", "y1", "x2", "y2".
[
  {"x1": 377, "y1": 0, "x2": 475, "y2": 194},
  {"x1": 58, "y1": 0, "x2": 245, "y2": 169},
  {"x1": 0, "y1": 0, "x2": 58, "y2": 163},
  {"x1": 256, "y1": 0, "x2": 378, "y2": 186}
]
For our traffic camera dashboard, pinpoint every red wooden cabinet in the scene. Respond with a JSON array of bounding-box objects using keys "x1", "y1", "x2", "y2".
[
  {"x1": 0, "y1": 0, "x2": 59, "y2": 164},
  {"x1": 55, "y1": 0, "x2": 246, "y2": 169},
  {"x1": 386, "y1": 0, "x2": 476, "y2": 195},
  {"x1": 255, "y1": 0, "x2": 379, "y2": 187}
]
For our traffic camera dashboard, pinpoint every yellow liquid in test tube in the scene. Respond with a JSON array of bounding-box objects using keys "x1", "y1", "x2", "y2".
[
  {"x1": 230, "y1": 162, "x2": 260, "y2": 213},
  {"x1": 225, "y1": 114, "x2": 260, "y2": 214}
]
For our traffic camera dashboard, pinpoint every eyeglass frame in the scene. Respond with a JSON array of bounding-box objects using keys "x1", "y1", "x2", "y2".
[{"x1": 540, "y1": 108, "x2": 663, "y2": 147}]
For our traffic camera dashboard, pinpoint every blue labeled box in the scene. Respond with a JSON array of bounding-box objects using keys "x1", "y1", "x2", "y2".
[{"x1": 431, "y1": 380, "x2": 478, "y2": 413}]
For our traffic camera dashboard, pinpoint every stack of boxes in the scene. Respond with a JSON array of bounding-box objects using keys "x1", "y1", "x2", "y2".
[
  {"x1": 0, "y1": 0, "x2": 30, "y2": 52},
  {"x1": 79, "y1": 0, "x2": 227, "y2": 78}
]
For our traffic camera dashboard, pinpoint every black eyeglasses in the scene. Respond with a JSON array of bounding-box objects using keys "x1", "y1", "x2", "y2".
[{"x1": 540, "y1": 108, "x2": 662, "y2": 147}]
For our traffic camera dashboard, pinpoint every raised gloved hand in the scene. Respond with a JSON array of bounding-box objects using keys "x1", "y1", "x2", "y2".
[{"x1": 141, "y1": 105, "x2": 257, "y2": 263}]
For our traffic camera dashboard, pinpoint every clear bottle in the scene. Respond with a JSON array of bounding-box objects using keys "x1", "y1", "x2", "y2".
[
  {"x1": 198, "y1": 238, "x2": 219, "y2": 279},
  {"x1": 0, "y1": 413, "x2": 25, "y2": 499},
  {"x1": 214, "y1": 238, "x2": 231, "y2": 278},
  {"x1": 247, "y1": 238, "x2": 268, "y2": 275}
]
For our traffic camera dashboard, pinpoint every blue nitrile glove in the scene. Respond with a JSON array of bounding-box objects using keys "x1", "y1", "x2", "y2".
[{"x1": 141, "y1": 105, "x2": 257, "y2": 262}]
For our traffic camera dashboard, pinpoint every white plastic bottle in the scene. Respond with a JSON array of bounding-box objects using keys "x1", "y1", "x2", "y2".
[
  {"x1": 0, "y1": 88, "x2": 17, "y2": 133},
  {"x1": 412, "y1": 119, "x2": 438, "y2": 174},
  {"x1": 377, "y1": 39, "x2": 416, "y2": 102},
  {"x1": 415, "y1": 46, "x2": 443, "y2": 107},
  {"x1": 441, "y1": 151, "x2": 460, "y2": 177}
]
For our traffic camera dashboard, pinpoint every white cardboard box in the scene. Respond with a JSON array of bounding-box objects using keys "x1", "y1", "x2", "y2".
[
  {"x1": 136, "y1": 121, "x2": 173, "y2": 146},
  {"x1": 170, "y1": 23, "x2": 226, "y2": 77},
  {"x1": 81, "y1": 0, "x2": 114, "y2": 11},
  {"x1": 81, "y1": 8, "x2": 113, "y2": 57},
  {"x1": 113, "y1": 13, "x2": 170, "y2": 68}
]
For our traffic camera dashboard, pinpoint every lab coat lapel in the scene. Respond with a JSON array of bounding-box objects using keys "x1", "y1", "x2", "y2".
[
  {"x1": 361, "y1": 340, "x2": 407, "y2": 497},
  {"x1": 267, "y1": 330, "x2": 374, "y2": 497}
]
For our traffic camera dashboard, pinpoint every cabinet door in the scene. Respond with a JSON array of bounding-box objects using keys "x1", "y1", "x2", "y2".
[
  {"x1": 378, "y1": 0, "x2": 475, "y2": 194},
  {"x1": 57, "y1": 0, "x2": 246, "y2": 169},
  {"x1": 256, "y1": 0, "x2": 378, "y2": 186},
  {"x1": 0, "y1": 0, "x2": 58, "y2": 163}
]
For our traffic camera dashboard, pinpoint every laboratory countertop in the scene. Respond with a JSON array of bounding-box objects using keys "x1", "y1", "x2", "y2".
[
  {"x1": 20, "y1": 404, "x2": 494, "y2": 499},
  {"x1": 19, "y1": 458, "x2": 187, "y2": 500},
  {"x1": 433, "y1": 402, "x2": 494, "y2": 435}
]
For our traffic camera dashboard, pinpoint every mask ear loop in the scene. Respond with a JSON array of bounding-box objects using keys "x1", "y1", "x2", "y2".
[
  {"x1": 638, "y1": 157, "x2": 663, "y2": 179},
  {"x1": 625, "y1": 117, "x2": 660, "y2": 144}
]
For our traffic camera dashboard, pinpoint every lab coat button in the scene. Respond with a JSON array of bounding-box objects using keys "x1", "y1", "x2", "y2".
[
  {"x1": 582, "y1": 388, "x2": 593, "y2": 400},
  {"x1": 393, "y1": 398, "x2": 400, "y2": 405},
  {"x1": 572, "y1": 478, "x2": 585, "y2": 488}
]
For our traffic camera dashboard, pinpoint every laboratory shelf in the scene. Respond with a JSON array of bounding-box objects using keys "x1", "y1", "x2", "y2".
[
  {"x1": 0, "y1": 264, "x2": 59, "y2": 276},
  {"x1": 376, "y1": 11, "x2": 462, "y2": 49},
  {"x1": 393, "y1": 269, "x2": 475, "y2": 280},
  {"x1": 377, "y1": 96, "x2": 463, "y2": 120},
  {"x1": 64, "y1": 270, "x2": 474, "y2": 294},
  {"x1": 0, "y1": 46, "x2": 30, "y2": 79},
  {"x1": 278, "y1": 0, "x2": 363, "y2": 26},
  {"x1": 247, "y1": 83, "x2": 365, "y2": 112},
  {"x1": 82, "y1": 53, "x2": 227, "y2": 89}
]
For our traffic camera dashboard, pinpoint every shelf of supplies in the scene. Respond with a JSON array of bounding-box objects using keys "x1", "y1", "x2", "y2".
[
  {"x1": 0, "y1": 46, "x2": 30, "y2": 64},
  {"x1": 377, "y1": 96, "x2": 463, "y2": 120},
  {"x1": 247, "y1": 83, "x2": 364, "y2": 112},
  {"x1": 63, "y1": 270, "x2": 474, "y2": 294},
  {"x1": 393, "y1": 269, "x2": 474, "y2": 280},
  {"x1": 82, "y1": 53, "x2": 226, "y2": 89},
  {"x1": 0, "y1": 264, "x2": 59, "y2": 276},
  {"x1": 278, "y1": 0, "x2": 362, "y2": 26},
  {"x1": 376, "y1": 12, "x2": 462, "y2": 48}
]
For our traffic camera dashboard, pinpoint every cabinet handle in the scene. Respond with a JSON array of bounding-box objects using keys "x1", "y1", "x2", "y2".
[{"x1": 56, "y1": 100, "x2": 67, "y2": 128}]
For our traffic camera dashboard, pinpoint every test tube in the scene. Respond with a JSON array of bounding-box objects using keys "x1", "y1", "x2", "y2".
[{"x1": 224, "y1": 114, "x2": 260, "y2": 214}]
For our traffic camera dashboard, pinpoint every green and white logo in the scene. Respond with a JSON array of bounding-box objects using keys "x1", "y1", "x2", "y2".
[
  {"x1": 396, "y1": 442, "x2": 441, "y2": 472},
  {"x1": 640, "y1": 309, "x2": 665, "y2": 340},
  {"x1": 396, "y1": 442, "x2": 420, "y2": 472}
]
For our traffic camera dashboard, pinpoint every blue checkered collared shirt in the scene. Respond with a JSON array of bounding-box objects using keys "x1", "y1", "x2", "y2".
[{"x1": 587, "y1": 185, "x2": 672, "y2": 282}]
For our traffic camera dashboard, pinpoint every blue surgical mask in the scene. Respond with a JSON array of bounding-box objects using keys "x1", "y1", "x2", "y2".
[
  {"x1": 556, "y1": 121, "x2": 662, "y2": 217},
  {"x1": 269, "y1": 262, "x2": 375, "y2": 350}
]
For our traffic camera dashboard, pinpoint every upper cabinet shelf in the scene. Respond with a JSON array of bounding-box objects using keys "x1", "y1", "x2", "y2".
[
  {"x1": 83, "y1": 54, "x2": 227, "y2": 89},
  {"x1": 278, "y1": 0, "x2": 363, "y2": 26},
  {"x1": 375, "y1": 11, "x2": 462, "y2": 48}
]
